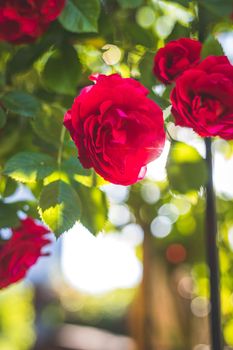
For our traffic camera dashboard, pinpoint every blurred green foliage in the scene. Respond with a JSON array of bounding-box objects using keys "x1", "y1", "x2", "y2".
[{"x1": 0, "y1": 284, "x2": 35, "y2": 350}]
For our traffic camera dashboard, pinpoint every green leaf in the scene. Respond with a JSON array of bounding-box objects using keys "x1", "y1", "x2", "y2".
[
  {"x1": 1, "y1": 91, "x2": 41, "y2": 118},
  {"x1": 42, "y1": 46, "x2": 81, "y2": 95},
  {"x1": 62, "y1": 157, "x2": 91, "y2": 177},
  {"x1": 31, "y1": 104, "x2": 64, "y2": 147},
  {"x1": 149, "y1": 91, "x2": 170, "y2": 110},
  {"x1": 59, "y1": 0, "x2": 100, "y2": 33},
  {"x1": 62, "y1": 157, "x2": 92, "y2": 187},
  {"x1": 0, "y1": 107, "x2": 6, "y2": 128},
  {"x1": 0, "y1": 202, "x2": 20, "y2": 228},
  {"x1": 124, "y1": 23, "x2": 155, "y2": 48},
  {"x1": 6, "y1": 24, "x2": 64, "y2": 78},
  {"x1": 61, "y1": 157, "x2": 107, "y2": 187},
  {"x1": 167, "y1": 142, "x2": 208, "y2": 193},
  {"x1": 0, "y1": 176, "x2": 17, "y2": 198},
  {"x1": 77, "y1": 184, "x2": 107, "y2": 235},
  {"x1": 4, "y1": 152, "x2": 56, "y2": 183},
  {"x1": 139, "y1": 52, "x2": 171, "y2": 109},
  {"x1": 38, "y1": 180, "x2": 81, "y2": 236},
  {"x1": 167, "y1": 22, "x2": 190, "y2": 42},
  {"x1": 7, "y1": 44, "x2": 46, "y2": 78},
  {"x1": 117, "y1": 0, "x2": 143, "y2": 8},
  {"x1": 0, "y1": 128, "x2": 20, "y2": 158},
  {"x1": 201, "y1": 35, "x2": 224, "y2": 59},
  {"x1": 166, "y1": 0, "x2": 191, "y2": 7},
  {"x1": 139, "y1": 51, "x2": 156, "y2": 89}
]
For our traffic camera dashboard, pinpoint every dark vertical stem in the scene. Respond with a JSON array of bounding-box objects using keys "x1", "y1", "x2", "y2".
[
  {"x1": 205, "y1": 137, "x2": 222, "y2": 350},
  {"x1": 142, "y1": 230, "x2": 153, "y2": 350}
]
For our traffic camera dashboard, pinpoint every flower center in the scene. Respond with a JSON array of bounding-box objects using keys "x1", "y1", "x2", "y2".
[{"x1": 192, "y1": 95, "x2": 225, "y2": 123}]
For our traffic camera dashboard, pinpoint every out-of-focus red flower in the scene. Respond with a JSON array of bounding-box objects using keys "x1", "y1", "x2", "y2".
[
  {"x1": 153, "y1": 38, "x2": 202, "y2": 84},
  {"x1": 0, "y1": 0, "x2": 65, "y2": 44},
  {"x1": 0, "y1": 218, "x2": 51, "y2": 289},
  {"x1": 171, "y1": 56, "x2": 233, "y2": 139},
  {"x1": 64, "y1": 73, "x2": 165, "y2": 185}
]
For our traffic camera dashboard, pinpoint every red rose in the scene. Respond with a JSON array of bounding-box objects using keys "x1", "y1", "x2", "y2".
[
  {"x1": 0, "y1": 0, "x2": 65, "y2": 44},
  {"x1": 153, "y1": 38, "x2": 202, "y2": 84},
  {"x1": 171, "y1": 56, "x2": 233, "y2": 139},
  {"x1": 64, "y1": 74, "x2": 165, "y2": 185},
  {"x1": 0, "y1": 218, "x2": 51, "y2": 289}
]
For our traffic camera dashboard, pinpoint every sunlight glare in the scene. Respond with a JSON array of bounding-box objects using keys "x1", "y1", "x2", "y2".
[{"x1": 61, "y1": 224, "x2": 142, "y2": 294}]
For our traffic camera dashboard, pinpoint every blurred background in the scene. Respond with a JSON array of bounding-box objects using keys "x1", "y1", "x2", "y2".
[
  {"x1": 0, "y1": 0, "x2": 233, "y2": 349},
  {"x1": 3, "y1": 123, "x2": 233, "y2": 350}
]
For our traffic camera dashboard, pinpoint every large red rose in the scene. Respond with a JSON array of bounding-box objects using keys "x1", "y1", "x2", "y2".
[
  {"x1": 0, "y1": 218, "x2": 51, "y2": 289},
  {"x1": 0, "y1": 0, "x2": 65, "y2": 44},
  {"x1": 171, "y1": 56, "x2": 233, "y2": 139},
  {"x1": 64, "y1": 74, "x2": 165, "y2": 185},
  {"x1": 153, "y1": 38, "x2": 202, "y2": 85}
]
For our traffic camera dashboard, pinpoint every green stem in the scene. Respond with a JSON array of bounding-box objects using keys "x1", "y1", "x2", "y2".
[
  {"x1": 92, "y1": 170, "x2": 97, "y2": 187},
  {"x1": 57, "y1": 126, "x2": 66, "y2": 167}
]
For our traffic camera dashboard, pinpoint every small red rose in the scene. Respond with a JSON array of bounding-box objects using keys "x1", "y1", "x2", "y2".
[
  {"x1": 0, "y1": 218, "x2": 51, "y2": 289},
  {"x1": 171, "y1": 56, "x2": 233, "y2": 139},
  {"x1": 64, "y1": 74, "x2": 165, "y2": 185},
  {"x1": 153, "y1": 38, "x2": 202, "y2": 85},
  {"x1": 0, "y1": 0, "x2": 65, "y2": 44}
]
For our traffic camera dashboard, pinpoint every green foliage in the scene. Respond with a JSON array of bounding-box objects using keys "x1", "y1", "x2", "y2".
[
  {"x1": 42, "y1": 46, "x2": 82, "y2": 95},
  {"x1": 198, "y1": 0, "x2": 233, "y2": 18},
  {"x1": 0, "y1": 202, "x2": 20, "y2": 228},
  {"x1": 0, "y1": 176, "x2": 17, "y2": 198},
  {"x1": 139, "y1": 51, "x2": 155, "y2": 88},
  {"x1": 6, "y1": 25, "x2": 64, "y2": 79},
  {"x1": 0, "y1": 285, "x2": 35, "y2": 350},
  {"x1": 31, "y1": 105, "x2": 65, "y2": 147},
  {"x1": 59, "y1": 0, "x2": 100, "y2": 33},
  {"x1": 124, "y1": 23, "x2": 155, "y2": 48},
  {"x1": 62, "y1": 156, "x2": 93, "y2": 187},
  {"x1": 38, "y1": 180, "x2": 81, "y2": 236},
  {"x1": 1, "y1": 91, "x2": 41, "y2": 118},
  {"x1": 0, "y1": 106, "x2": 6, "y2": 128},
  {"x1": 4, "y1": 152, "x2": 56, "y2": 183},
  {"x1": 150, "y1": 91, "x2": 170, "y2": 110},
  {"x1": 77, "y1": 185, "x2": 108, "y2": 235},
  {"x1": 167, "y1": 142, "x2": 208, "y2": 193},
  {"x1": 201, "y1": 35, "x2": 224, "y2": 59},
  {"x1": 117, "y1": 0, "x2": 143, "y2": 9}
]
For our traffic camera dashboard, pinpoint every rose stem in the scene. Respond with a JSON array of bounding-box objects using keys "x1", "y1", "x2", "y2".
[
  {"x1": 205, "y1": 137, "x2": 222, "y2": 350},
  {"x1": 198, "y1": 3, "x2": 223, "y2": 345}
]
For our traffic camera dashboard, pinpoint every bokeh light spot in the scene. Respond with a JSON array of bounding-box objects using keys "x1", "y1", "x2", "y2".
[
  {"x1": 108, "y1": 204, "x2": 131, "y2": 226},
  {"x1": 140, "y1": 182, "x2": 160, "y2": 204},
  {"x1": 102, "y1": 44, "x2": 122, "y2": 66},
  {"x1": 151, "y1": 216, "x2": 172, "y2": 238},
  {"x1": 159, "y1": 203, "x2": 179, "y2": 223},
  {"x1": 166, "y1": 243, "x2": 187, "y2": 264},
  {"x1": 177, "y1": 276, "x2": 194, "y2": 299},
  {"x1": 121, "y1": 223, "x2": 144, "y2": 247},
  {"x1": 193, "y1": 345, "x2": 210, "y2": 350},
  {"x1": 191, "y1": 297, "x2": 210, "y2": 318},
  {"x1": 136, "y1": 6, "x2": 156, "y2": 28}
]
